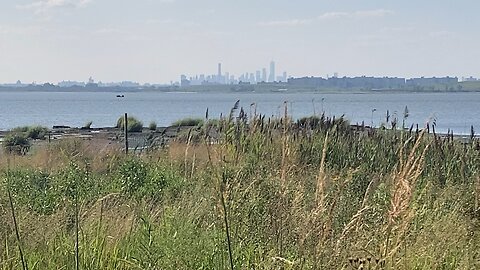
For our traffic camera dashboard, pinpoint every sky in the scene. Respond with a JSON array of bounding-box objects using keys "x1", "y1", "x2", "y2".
[{"x1": 0, "y1": 0, "x2": 479, "y2": 84}]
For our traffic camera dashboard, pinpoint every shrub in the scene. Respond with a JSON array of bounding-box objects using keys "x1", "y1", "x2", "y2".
[
  {"x1": 11, "y1": 126, "x2": 29, "y2": 133},
  {"x1": 12, "y1": 125, "x2": 48, "y2": 140},
  {"x1": 26, "y1": 126, "x2": 49, "y2": 139},
  {"x1": 116, "y1": 116, "x2": 143, "y2": 132},
  {"x1": 118, "y1": 158, "x2": 183, "y2": 201},
  {"x1": 7, "y1": 170, "x2": 59, "y2": 215},
  {"x1": 2, "y1": 134, "x2": 30, "y2": 154},
  {"x1": 119, "y1": 158, "x2": 148, "y2": 198},
  {"x1": 172, "y1": 117, "x2": 204, "y2": 127},
  {"x1": 148, "y1": 121, "x2": 157, "y2": 131}
]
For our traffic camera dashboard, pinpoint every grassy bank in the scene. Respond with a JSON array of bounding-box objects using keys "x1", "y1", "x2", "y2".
[{"x1": 0, "y1": 113, "x2": 479, "y2": 269}]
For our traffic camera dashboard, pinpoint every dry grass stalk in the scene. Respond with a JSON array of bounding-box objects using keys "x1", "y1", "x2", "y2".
[
  {"x1": 315, "y1": 132, "x2": 329, "y2": 210},
  {"x1": 384, "y1": 130, "x2": 430, "y2": 259},
  {"x1": 334, "y1": 206, "x2": 371, "y2": 254},
  {"x1": 183, "y1": 129, "x2": 193, "y2": 179},
  {"x1": 475, "y1": 175, "x2": 480, "y2": 216},
  {"x1": 280, "y1": 102, "x2": 290, "y2": 192}
]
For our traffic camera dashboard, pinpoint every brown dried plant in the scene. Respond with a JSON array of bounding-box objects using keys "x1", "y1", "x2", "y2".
[{"x1": 383, "y1": 130, "x2": 430, "y2": 261}]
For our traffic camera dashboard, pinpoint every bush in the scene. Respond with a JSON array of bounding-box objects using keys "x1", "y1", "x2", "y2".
[
  {"x1": 2, "y1": 134, "x2": 30, "y2": 154},
  {"x1": 148, "y1": 121, "x2": 157, "y2": 131},
  {"x1": 118, "y1": 158, "x2": 183, "y2": 201},
  {"x1": 12, "y1": 125, "x2": 48, "y2": 140},
  {"x1": 11, "y1": 126, "x2": 29, "y2": 133},
  {"x1": 7, "y1": 170, "x2": 59, "y2": 215},
  {"x1": 172, "y1": 117, "x2": 204, "y2": 127},
  {"x1": 116, "y1": 116, "x2": 143, "y2": 132},
  {"x1": 119, "y1": 158, "x2": 149, "y2": 198},
  {"x1": 26, "y1": 126, "x2": 49, "y2": 139}
]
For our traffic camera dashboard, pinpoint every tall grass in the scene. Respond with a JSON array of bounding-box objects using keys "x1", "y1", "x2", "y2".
[{"x1": 0, "y1": 111, "x2": 479, "y2": 269}]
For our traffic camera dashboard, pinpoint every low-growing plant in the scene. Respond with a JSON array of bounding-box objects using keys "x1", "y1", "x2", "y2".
[
  {"x1": 27, "y1": 126, "x2": 49, "y2": 139},
  {"x1": 172, "y1": 117, "x2": 204, "y2": 127},
  {"x1": 148, "y1": 121, "x2": 157, "y2": 131},
  {"x1": 116, "y1": 116, "x2": 143, "y2": 132},
  {"x1": 2, "y1": 134, "x2": 30, "y2": 154},
  {"x1": 12, "y1": 125, "x2": 49, "y2": 140},
  {"x1": 7, "y1": 169, "x2": 59, "y2": 215},
  {"x1": 118, "y1": 158, "x2": 149, "y2": 198}
]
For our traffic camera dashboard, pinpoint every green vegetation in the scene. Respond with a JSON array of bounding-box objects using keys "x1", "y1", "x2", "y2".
[
  {"x1": 12, "y1": 125, "x2": 48, "y2": 140},
  {"x1": 82, "y1": 121, "x2": 93, "y2": 129},
  {"x1": 116, "y1": 116, "x2": 143, "y2": 132},
  {"x1": 148, "y1": 121, "x2": 157, "y2": 131},
  {"x1": 2, "y1": 134, "x2": 30, "y2": 154},
  {"x1": 1, "y1": 112, "x2": 479, "y2": 269},
  {"x1": 172, "y1": 117, "x2": 204, "y2": 127}
]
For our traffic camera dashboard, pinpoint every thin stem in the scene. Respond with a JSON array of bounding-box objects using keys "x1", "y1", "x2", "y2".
[
  {"x1": 220, "y1": 174, "x2": 234, "y2": 270},
  {"x1": 6, "y1": 161, "x2": 28, "y2": 270}
]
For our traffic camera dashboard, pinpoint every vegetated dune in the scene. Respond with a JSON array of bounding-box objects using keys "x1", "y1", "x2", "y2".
[{"x1": 0, "y1": 113, "x2": 479, "y2": 269}]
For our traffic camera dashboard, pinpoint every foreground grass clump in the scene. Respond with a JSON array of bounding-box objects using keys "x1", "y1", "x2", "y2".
[
  {"x1": 1, "y1": 111, "x2": 480, "y2": 269},
  {"x1": 116, "y1": 116, "x2": 143, "y2": 132}
]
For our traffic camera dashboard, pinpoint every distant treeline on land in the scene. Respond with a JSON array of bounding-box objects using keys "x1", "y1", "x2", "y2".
[{"x1": 1, "y1": 76, "x2": 480, "y2": 93}]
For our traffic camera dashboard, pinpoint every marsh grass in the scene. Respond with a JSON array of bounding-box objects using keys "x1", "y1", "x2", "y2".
[{"x1": 1, "y1": 109, "x2": 479, "y2": 269}]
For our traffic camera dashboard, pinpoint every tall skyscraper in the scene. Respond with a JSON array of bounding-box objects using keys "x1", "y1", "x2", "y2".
[
  {"x1": 262, "y1": 68, "x2": 267, "y2": 82},
  {"x1": 217, "y1": 63, "x2": 222, "y2": 83},
  {"x1": 269, "y1": 61, "x2": 275, "y2": 82}
]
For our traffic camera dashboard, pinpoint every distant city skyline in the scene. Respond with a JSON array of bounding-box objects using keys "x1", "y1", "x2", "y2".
[
  {"x1": 1, "y1": 0, "x2": 479, "y2": 83},
  {"x1": 180, "y1": 61, "x2": 288, "y2": 86}
]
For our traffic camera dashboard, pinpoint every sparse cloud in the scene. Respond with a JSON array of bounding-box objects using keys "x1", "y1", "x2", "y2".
[
  {"x1": 145, "y1": 19, "x2": 175, "y2": 25},
  {"x1": 428, "y1": 30, "x2": 454, "y2": 38},
  {"x1": 260, "y1": 9, "x2": 393, "y2": 27},
  {"x1": 259, "y1": 19, "x2": 311, "y2": 27},
  {"x1": 93, "y1": 27, "x2": 124, "y2": 35},
  {"x1": 353, "y1": 9, "x2": 394, "y2": 18},
  {"x1": 0, "y1": 24, "x2": 45, "y2": 35},
  {"x1": 317, "y1": 12, "x2": 349, "y2": 20},
  {"x1": 318, "y1": 9, "x2": 393, "y2": 20},
  {"x1": 17, "y1": 0, "x2": 92, "y2": 14}
]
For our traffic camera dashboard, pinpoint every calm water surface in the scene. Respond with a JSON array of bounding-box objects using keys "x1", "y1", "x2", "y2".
[{"x1": 0, "y1": 91, "x2": 479, "y2": 134}]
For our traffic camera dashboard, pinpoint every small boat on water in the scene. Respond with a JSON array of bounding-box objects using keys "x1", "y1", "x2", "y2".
[{"x1": 116, "y1": 94, "x2": 125, "y2": 98}]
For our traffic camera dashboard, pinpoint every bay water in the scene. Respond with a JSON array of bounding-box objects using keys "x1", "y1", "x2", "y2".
[{"x1": 0, "y1": 91, "x2": 479, "y2": 134}]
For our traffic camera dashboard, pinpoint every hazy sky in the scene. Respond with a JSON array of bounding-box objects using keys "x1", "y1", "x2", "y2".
[{"x1": 0, "y1": 0, "x2": 479, "y2": 84}]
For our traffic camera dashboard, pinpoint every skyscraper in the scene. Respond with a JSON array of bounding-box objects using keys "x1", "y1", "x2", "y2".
[
  {"x1": 255, "y1": 71, "x2": 261, "y2": 83},
  {"x1": 269, "y1": 61, "x2": 275, "y2": 82},
  {"x1": 217, "y1": 63, "x2": 222, "y2": 83},
  {"x1": 262, "y1": 68, "x2": 267, "y2": 82}
]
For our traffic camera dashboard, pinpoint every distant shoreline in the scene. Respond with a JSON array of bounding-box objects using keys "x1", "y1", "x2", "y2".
[{"x1": 1, "y1": 86, "x2": 480, "y2": 94}]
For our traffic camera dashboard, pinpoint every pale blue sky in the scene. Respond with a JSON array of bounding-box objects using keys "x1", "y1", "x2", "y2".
[{"x1": 0, "y1": 0, "x2": 478, "y2": 84}]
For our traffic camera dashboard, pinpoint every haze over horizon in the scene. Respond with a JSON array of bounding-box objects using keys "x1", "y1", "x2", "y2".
[{"x1": 0, "y1": 0, "x2": 479, "y2": 84}]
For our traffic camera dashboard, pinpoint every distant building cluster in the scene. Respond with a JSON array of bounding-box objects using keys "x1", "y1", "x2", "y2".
[
  {"x1": 288, "y1": 75, "x2": 459, "y2": 89},
  {"x1": 462, "y1": 76, "x2": 478, "y2": 82},
  {"x1": 1, "y1": 77, "x2": 167, "y2": 89},
  {"x1": 0, "y1": 71, "x2": 477, "y2": 91},
  {"x1": 180, "y1": 61, "x2": 288, "y2": 87}
]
